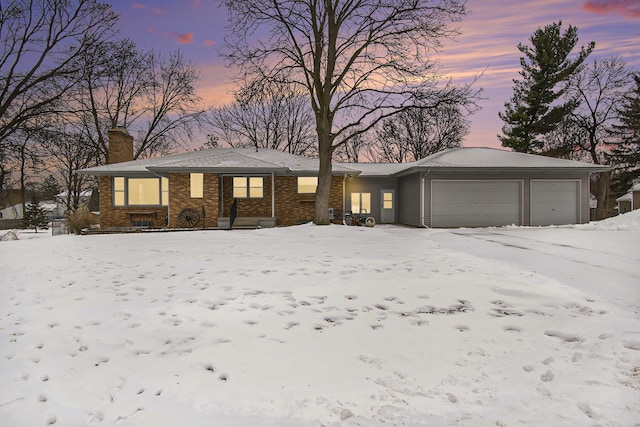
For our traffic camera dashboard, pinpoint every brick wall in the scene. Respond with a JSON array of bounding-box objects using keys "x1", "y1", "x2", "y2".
[
  {"x1": 221, "y1": 176, "x2": 273, "y2": 218},
  {"x1": 169, "y1": 173, "x2": 220, "y2": 228},
  {"x1": 99, "y1": 172, "x2": 344, "y2": 229},
  {"x1": 274, "y1": 175, "x2": 344, "y2": 225},
  {"x1": 220, "y1": 175, "x2": 343, "y2": 226}
]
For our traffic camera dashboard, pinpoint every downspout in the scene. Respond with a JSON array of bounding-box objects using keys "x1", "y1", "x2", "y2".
[
  {"x1": 153, "y1": 172, "x2": 170, "y2": 227},
  {"x1": 271, "y1": 172, "x2": 275, "y2": 218},
  {"x1": 220, "y1": 176, "x2": 224, "y2": 221},
  {"x1": 420, "y1": 170, "x2": 430, "y2": 228},
  {"x1": 343, "y1": 175, "x2": 347, "y2": 225}
]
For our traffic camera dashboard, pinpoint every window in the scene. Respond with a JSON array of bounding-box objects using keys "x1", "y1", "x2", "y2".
[
  {"x1": 383, "y1": 191, "x2": 393, "y2": 209},
  {"x1": 128, "y1": 178, "x2": 160, "y2": 205},
  {"x1": 298, "y1": 177, "x2": 318, "y2": 194},
  {"x1": 114, "y1": 177, "x2": 125, "y2": 206},
  {"x1": 233, "y1": 176, "x2": 264, "y2": 198},
  {"x1": 190, "y1": 173, "x2": 203, "y2": 198},
  {"x1": 351, "y1": 192, "x2": 371, "y2": 214},
  {"x1": 112, "y1": 177, "x2": 168, "y2": 207},
  {"x1": 161, "y1": 177, "x2": 169, "y2": 205}
]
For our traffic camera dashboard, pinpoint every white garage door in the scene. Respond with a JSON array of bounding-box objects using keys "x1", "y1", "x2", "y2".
[
  {"x1": 530, "y1": 180, "x2": 580, "y2": 226},
  {"x1": 431, "y1": 180, "x2": 522, "y2": 227}
]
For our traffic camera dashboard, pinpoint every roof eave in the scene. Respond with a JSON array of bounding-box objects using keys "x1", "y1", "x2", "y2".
[{"x1": 393, "y1": 165, "x2": 611, "y2": 176}]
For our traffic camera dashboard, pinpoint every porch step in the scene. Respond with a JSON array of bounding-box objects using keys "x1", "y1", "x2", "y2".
[{"x1": 218, "y1": 217, "x2": 276, "y2": 229}]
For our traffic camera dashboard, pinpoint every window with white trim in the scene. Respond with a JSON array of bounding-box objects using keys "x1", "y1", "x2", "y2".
[
  {"x1": 297, "y1": 177, "x2": 318, "y2": 194},
  {"x1": 233, "y1": 176, "x2": 264, "y2": 198}
]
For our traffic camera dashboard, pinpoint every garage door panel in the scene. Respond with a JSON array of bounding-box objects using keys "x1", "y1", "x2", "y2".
[
  {"x1": 530, "y1": 180, "x2": 579, "y2": 226},
  {"x1": 431, "y1": 181, "x2": 522, "y2": 228}
]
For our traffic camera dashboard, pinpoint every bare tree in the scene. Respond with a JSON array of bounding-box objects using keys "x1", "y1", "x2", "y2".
[
  {"x1": 0, "y1": 121, "x2": 49, "y2": 210},
  {"x1": 210, "y1": 82, "x2": 315, "y2": 155},
  {"x1": 333, "y1": 133, "x2": 370, "y2": 163},
  {"x1": 38, "y1": 126, "x2": 98, "y2": 213},
  {"x1": 566, "y1": 57, "x2": 632, "y2": 218},
  {"x1": 73, "y1": 41, "x2": 208, "y2": 162},
  {"x1": 371, "y1": 105, "x2": 469, "y2": 162},
  {"x1": 222, "y1": 0, "x2": 478, "y2": 224},
  {"x1": 0, "y1": 0, "x2": 117, "y2": 147}
]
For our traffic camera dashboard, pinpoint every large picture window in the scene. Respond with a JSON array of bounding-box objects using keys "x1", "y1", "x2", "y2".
[
  {"x1": 233, "y1": 176, "x2": 264, "y2": 198},
  {"x1": 113, "y1": 177, "x2": 168, "y2": 207},
  {"x1": 297, "y1": 177, "x2": 318, "y2": 194},
  {"x1": 351, "y1": 192, "x2": 371, "y2": 214}
]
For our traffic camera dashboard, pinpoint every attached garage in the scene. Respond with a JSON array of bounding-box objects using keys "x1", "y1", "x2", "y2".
[
  {"x1": 431, "y1": 180, "x2": 522, "y2": 228},
  {"x1": 530, "y1": 180, "x2": 580, "y2": 226}
]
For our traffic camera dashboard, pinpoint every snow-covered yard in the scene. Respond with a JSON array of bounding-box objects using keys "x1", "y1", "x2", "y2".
[{"x1": 1, "y1": 212, "x2": 639, "y2": 426}]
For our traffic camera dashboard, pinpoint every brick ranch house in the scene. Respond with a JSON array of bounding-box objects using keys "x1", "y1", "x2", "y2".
[{"x1": 79, "y1": 127, "x2": 608, "y2": 230}]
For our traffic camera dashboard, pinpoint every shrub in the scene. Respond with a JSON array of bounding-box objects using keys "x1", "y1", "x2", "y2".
[{"x1": 67, "y1": 207, "x2": 96, "y2": 235}]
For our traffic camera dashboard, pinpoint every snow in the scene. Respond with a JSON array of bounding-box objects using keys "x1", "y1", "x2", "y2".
[{"x1": 1, "y1": 218, "x2": 639, "y2": 426}]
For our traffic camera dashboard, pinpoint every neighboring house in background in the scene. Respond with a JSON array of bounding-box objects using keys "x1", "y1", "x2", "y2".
[
  {"x1": 54, "y1": 190, "x2": 94, "y2": 217},
  {"x1": 0, "y1": 201, "x2": 58, "y2": 221},
  {"x1": 616, "y1": 181, "x2": 640, "y2": 213},
  {"x1": 78, "y1": 128, "x2": 609, "y2": 230}
]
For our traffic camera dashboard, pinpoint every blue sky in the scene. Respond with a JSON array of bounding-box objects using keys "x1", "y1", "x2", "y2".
[{"x1": 109, "y1": 0, "x2": 640, "y2": 150}]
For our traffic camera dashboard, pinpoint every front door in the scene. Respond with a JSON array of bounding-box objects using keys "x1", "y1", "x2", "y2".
[{"x1": 380, "y1": 190, "x2": 395, "y2": 223}]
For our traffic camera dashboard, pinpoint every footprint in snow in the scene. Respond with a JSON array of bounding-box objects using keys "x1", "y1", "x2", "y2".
[
  {"x1": 544, "y1": 330, "x2": 584, "y2": 343},
  {"x1": 623, "y1": 340, "x2": 640, "y2": 351},
  {"x1": 284, "y1": 321, "x2": 299, "y2": 330}
]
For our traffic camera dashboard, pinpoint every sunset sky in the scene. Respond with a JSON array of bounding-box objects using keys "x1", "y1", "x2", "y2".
[{"x1": 109, "y1": 0, "x2": 640, "y2": 150}]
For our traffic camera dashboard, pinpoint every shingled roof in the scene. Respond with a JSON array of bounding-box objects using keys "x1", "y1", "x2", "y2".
[{"x1": 79, "y1": 148, "x2": 359, "y2": 176}]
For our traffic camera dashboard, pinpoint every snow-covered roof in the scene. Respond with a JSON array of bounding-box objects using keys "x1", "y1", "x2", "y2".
[
  {"x1": 402, "y1": 147, "x2": 609, "y2": 172},
  {"x1": 616, "y1": 193, "x2": 632, "y2": 202},
  {"x1": 338, "y1": 162, "x2": 408, "y2": 176},
  {"x1": 340, "y1": 147, "x2": 609, "y2": 176},
  {"x1": 78, "y1": 148, "x2": 359, "y2": 176},
  {"x1": 79, "y1": 146, "x2": 609, "y2": 178},
  {"x1": 631, "y1": 183, "x2": 640, "y2": 192}
]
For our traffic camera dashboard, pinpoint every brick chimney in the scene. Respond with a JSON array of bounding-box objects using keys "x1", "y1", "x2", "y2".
[{"x1": 107, "y1": 127, "x2": 134, "y2": 164}]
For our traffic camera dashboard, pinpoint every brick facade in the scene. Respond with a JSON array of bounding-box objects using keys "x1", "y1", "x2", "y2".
[
  {"x1": 168, "y1": 173, "x2": 220, "y2": 228},
  {"x1": 99, "y1": 172, "x2": 344, "y2": 229},
  {"x1": 98, "y1": 176, "x2": 168, "y2": 229},
  {"x1": 273, "y1": 175, "x2": 344, "y2": 225}
]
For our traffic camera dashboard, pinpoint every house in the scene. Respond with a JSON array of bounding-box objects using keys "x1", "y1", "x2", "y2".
[
  {"x1": 0, "y1": 201, "x2": 58, "y2": 220},
  {"x1": 616, "y1": 181, "x2": 640, "y2": 213},
  {"x1": 343, "y1": 148, "x2": 609, "y2": 227},
  {"x1": 78, "y1": 128, "x2": 608, "y2": 230}
]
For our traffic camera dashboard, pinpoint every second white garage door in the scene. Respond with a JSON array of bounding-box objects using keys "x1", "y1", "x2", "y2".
[
  {"x1": 530, "y1": 180, "x2": 580, "y2": 226},
  {"x1": 431, "y1": 180, "x2": 522, "y2": 227}
]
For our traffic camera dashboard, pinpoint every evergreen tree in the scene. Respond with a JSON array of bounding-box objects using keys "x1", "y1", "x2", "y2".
[
  {"x1": 40, "y1": 175, "x2": 61, "y2": 200},
  {"x1": 22, "y1": 198, "x2": 49, "y2": 232},
  {"x1": 499, "y1": 22, "x2": 594, "y2": 153},
  {"x1": 608, "y1": 73, "x2": 640, "y2": 176}
]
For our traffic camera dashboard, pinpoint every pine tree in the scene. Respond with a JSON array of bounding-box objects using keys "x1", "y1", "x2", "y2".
[
  {"x1": 22, "y1": 198, "x2": 49, "y2": 232},
  {"x1": 499, "y1": 22, "x2": 594, "y2": 153}
]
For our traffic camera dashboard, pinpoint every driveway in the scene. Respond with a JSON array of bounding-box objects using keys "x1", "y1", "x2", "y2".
[{"x1": 428, "y1": 227, "x2": 640, "y2": 313}]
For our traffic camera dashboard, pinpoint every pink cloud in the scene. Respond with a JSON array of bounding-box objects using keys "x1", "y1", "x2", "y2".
[
  {"x1": 131, "y1": 2, "x2": 168, "y2": 15},
  {"x1": 173, "y1": 33, "x2": 195, "y2": 45},
  {"x1": 203, "y1": 39, "x2": 216, "y2": 47},
  {"x1": 582, "y1": 0, "x2": 640, "y2": 18},
  {"x1": 192, "y1": 0, "x2": 201, "y2": 8}
]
